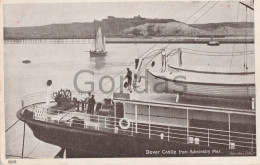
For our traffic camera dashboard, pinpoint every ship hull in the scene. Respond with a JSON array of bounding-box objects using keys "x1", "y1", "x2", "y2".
[
  {"x1": 90, "y1": 51, "x2": 107, "y2": 57},
  {"x1": 17, "y1": 109, "x2": 234, "y2": 158},
  {"x1": 207, "y1": 43, "x2": 220, "y2": 46},
  {"x1": 147, "y1": 70, "x2": 255, "y2": 99},
  {"x1": 168, "y1": 65, "x2": 255, "y2": 75},
  {"x1": 207, "y1": 41, "x2": 220, "y2": 46}
]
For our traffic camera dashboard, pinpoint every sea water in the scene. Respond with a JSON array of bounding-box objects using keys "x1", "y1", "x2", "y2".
[{"x1": 4, "y1": 41, "x2": 254, "y2": 158}]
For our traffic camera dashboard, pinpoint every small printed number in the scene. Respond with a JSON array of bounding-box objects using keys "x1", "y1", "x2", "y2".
[{"x1": 8, "y1": 160, "x2": 16, "y2": 164}]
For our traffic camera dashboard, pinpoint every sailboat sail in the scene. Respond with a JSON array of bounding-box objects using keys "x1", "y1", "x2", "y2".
[
  {"x1": 95, "y1": 28, "x2": 105, "y2": 52},
  {"x1": 102, "y1": 36, "x2": 106, "y2": 52},
  {"x1": 90, "y1": 26, "x2": 107, "y2": 56}
]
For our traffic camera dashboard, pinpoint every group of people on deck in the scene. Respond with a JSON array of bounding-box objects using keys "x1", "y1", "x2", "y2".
[
  {"x1": 76, "y1": 68, "x2": 135, "y2": 113},
  {"x1": 76, "y1": 92, "x2": 96, "y2": 114}
]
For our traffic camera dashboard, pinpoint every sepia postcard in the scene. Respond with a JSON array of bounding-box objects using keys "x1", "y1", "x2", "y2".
[{"x1": 0, "y1": 0, "x2": 259, "y2": 164}]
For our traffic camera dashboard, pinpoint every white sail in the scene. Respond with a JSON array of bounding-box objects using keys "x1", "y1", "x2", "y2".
[
  {"x1": 95, "y1": 28, "x2": 105, "y2": 52},
  {"x1": 102, "y1": 36, "x2": 106, "y2": 52}
]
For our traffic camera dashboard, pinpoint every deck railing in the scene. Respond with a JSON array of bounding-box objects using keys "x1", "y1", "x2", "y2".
[
  {"x1": 21, "y1": 91, "x2": 108, "y2": 107},
  {"x1": 22, "y1": 103, "x2": 256, "y2": 152}
]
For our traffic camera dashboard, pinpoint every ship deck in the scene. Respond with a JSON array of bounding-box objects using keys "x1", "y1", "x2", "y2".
[
  {"x1": 114, "y1": 93, "x2": 255, "y2": 115},
  {"x1": 18, "y1": 91, "x2": 256, "y2": 155}
]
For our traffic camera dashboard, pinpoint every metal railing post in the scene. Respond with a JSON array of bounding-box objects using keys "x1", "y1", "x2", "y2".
[
  {"x1": 131, "y1": 122, "x2": 133, "y2": 136},
  {"x1": 149, "y1": 105, "x2": 151, "y2": 139},
  {"x1": 208, "y1": 129, "x2": 210, "y2": 146},
  {"x1": 114, "y1": 103, "x2": 116, "y2": 129},
  {"x1": 105, "y1": 117, "x2": 107, "y2": 128},
  {"x1": 252, "y1": 97, "x2": 255, "y2": 110},
  {"x1": 251, "y1": 134, "x2": 254, "y2": 151},
  {"x1": 187, "y1": 109, "x2": 189, "y2": 143},
  {"x1": 168, "y1": 126, "x2": 170, "y2": 141},
  {"x1": 97, "y1": 115, "x2": 100, "y2": 130},
  {"x1": 228, "y1": 113, "x2": 231, "y2": 149},
  {"x1": 135, "y1": 105, "x2": 138, "y2": 134}
]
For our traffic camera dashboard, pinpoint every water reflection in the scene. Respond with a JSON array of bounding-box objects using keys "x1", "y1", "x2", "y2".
[{"x1": 89, "y1": 56, "x2": 106, "y2": 70}]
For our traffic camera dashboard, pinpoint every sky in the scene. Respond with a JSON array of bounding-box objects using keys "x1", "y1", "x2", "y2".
[{"x1": 3, "y1": 1, "x2": 254, "y2": 27}]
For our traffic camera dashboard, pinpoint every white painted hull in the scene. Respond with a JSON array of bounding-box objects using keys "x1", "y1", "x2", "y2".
[
  {"x1": 168, "y1": 65, "x2": 255, "y2": 75},
  {"x1": 148, "y1": 70, "x2": 255, "y2": 99}
]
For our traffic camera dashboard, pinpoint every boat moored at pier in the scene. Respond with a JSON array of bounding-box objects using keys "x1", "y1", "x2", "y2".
[{"x1": 17, "y1": 88, "x2": 256, "y2": 157}]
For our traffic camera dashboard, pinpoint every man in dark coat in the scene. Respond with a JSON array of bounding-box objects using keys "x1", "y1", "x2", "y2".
[
  {"x1": 125, "y1": 68, "x2": 132, "y2": 85},
  {"x1": 125, "y1": 68, "x2": 132, "y2": 92},
  {"x1": 88, "y1": 95, "x2": 96, "y2": 115}
]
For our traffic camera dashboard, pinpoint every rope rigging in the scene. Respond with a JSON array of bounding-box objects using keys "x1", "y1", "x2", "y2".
[
  {"x1": 11, "y1": 2, "x2": 255, "y2": 159},
  {"x1": 126, "y1": 2, "x2": 222, "y2": 93},
  {"x1": 5, "y1": 119, "x2": 20, "y2": 132},
  {"x1": 165, "y1": 1, "x2": 220, "y2": 50},
  {"x1": 191, "y1": 1, "x2": 219, "y2": 25},
  {"x1": 25, "y1": 140, "x2": 41, "y2": 158},
  {"x1": 11, "y1": 2, "x2": 255, "y2": 158},
  {"x1": 245, "y1": 6, "x2": 248, "y2": 72},
  {"x1": 230, "y1": 2, "x2": 241, "y2": 72},
  {"x1": 137, "y1": 2, "x2": 221, "y2": 75},
  {"x1": 92, "y1": 1, "x2": 214, "y2": 96},
  {"x1": 138, "y1": 49, "x2": 180, "y2": 74}
]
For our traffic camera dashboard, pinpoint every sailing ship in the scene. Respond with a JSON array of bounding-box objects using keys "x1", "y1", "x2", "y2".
[
  {"x1": 16, "y1": 43, "x2": 256, "y2": 157},
  {"x1": 90, "y1": 27, "x2": 107, "y2": 56},
  {"x1": 17, "y1": 86, "x2": 256, "y2": 158},
  {"x1": 207, "y1": 31, "x2": 220, "y2": 46},
  {"x1": 22, "y1": 60, "x2": 31, "y2": 64},
  {"x1": 15, "y1": 2, "x2": 255, "y2": 158},
  {"x1": 207, "y1": 40, "x2": 220, "y2": 46}
]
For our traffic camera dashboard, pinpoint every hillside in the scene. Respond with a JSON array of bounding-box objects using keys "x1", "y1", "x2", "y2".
[
  {"x1": 121, "y1": 22, "x2": 208, "y2": 37},
  {"x1": 191, "y1": 22, "x2": 254, "y2": 30},
  {"x1": 210, "y1": 26, "x2": 254, "y2": 36},
  {"x1": 4, "y1": 16, "x2": 254, "y2": 39},
  {"x1": 4, "y1": 16, "x2": 178, "y2": 39}
]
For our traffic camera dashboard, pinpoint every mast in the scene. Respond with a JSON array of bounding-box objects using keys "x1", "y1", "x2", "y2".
[{"x1": 94, "y1": 21, "x2": 96, "y2": 51}]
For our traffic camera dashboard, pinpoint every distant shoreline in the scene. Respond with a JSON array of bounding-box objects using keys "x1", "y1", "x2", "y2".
[
  {"x1": 4, "y1": 37, "x2": 254, "y2": 44},
  {"x1": 106, "y1": 37, "x2": 254, "y2": 44}
]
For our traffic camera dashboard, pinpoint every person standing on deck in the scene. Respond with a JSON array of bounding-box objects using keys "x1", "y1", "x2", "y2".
[
  {"x1": 125, "y1": 68, "x2": 132, "y2": 92},
  {"x1": 84, "y1": 92, "x2": 92, "y2": 109},
  {"x1": 88, "y1": 95, "x2": 96, "y2": 115},
  {"x1": 161, "y1": 48, "x2": 167, "y2": 72}
]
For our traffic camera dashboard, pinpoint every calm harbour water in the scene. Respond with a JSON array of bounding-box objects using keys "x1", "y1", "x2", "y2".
[{"x1": 4, "y1": 41, "x2": 254, "y2": 158}]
